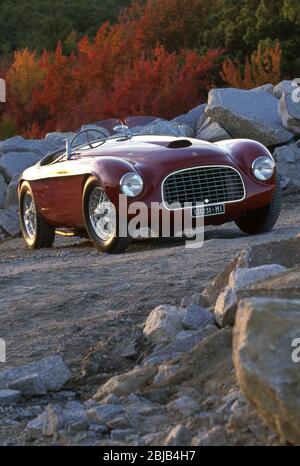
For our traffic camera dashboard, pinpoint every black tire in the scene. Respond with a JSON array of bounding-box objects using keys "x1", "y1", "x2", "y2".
[
  {"x1": 19, "y1": 181, "x2": 55, "y2": 249},
  {"x1": 83, "y1": 177, "x2": 131, "y2": 254},
  {"x1": 235, "y1": 176, "x2": 282, "y2": 235}
]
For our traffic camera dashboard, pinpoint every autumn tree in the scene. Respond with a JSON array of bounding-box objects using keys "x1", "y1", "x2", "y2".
[
  {"x1": 101, "y1": 46, "x2": 221, "y2": 119},
  {"x1": 221, "y1": 41, "x2": 282, "y2": 89}
]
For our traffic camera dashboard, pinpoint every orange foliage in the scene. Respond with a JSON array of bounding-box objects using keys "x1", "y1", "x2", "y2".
[
  {"x1": 7, "y1": 49, "x2": 44, "y2": 106},
  {"x1": 101, "y1": 47, "x2": 221, "y2": 120},
  {"x1": 2, "y1": 1, "x2": 222, "y2": 138},
  {"x1": 221, "y1": 42, "x2": 282, "y2": 89}
]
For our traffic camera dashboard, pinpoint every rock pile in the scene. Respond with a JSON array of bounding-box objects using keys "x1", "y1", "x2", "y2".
[
  {"x1": 0, "y1": 79, "x2": 300, "y2": 240},
  {"x1": 1, "y1": 237, "x2": 300, "y2": 445}
]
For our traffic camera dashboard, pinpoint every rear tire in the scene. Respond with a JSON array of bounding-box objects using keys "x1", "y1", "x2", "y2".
[
  {"x1": 235, "y1": 176, "x2": 282, "y2": 235},
  {"x1": 19, "y1": 181, "x2": 55, "y2": 249},
  {"x1": 83, "y1": 177, "x2": 131, "y2": 254}
]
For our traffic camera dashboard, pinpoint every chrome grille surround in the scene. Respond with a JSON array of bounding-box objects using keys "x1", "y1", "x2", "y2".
[{"x1": 162, "y1": 165, "x2": 246, "y2": 210}]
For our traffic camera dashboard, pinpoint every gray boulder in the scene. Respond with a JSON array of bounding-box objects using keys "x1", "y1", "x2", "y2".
[
  {"x1": 26, "y1": 402, "x2": 88, "y2": 439},
  {"x1": 94, "y1": 366, "x2": 157, "y2": 400},
  {"x1": 164, "y1": 424, "x2": 192, "y2": 446},
  {"x1": 252, "y1": 83, "x2": 274, "y2": 94},
  {"x1": 279, "y1": 93, "x2": 300, "y2": 135},
  {"x1": 0, "y1": 209, "x2": 20, "y2": 237},
  {"x1": 196, "y1": 119, "x2": 230, "y2": 142},
  {"x1": 87, "y1": 404, "x2": 124, "y2": 424},
  {"x1": 10, "y1": 373, "x2": 47, "y2": 396},
  {"x1": 273, "y1": 143, "x2": 300, "y2": 193},
  {"x1": 229, "y1": 264, "x2": 287, "y2": 290},
  {"x1": 0, "y1": 355, "x2": 72, "y2": 393},
  {"x1": 206, "y1": 88, "x2": 293, "y2": 146},
  {"x1": 45, "y1": 132, "x2": 74, "y2": 149},
  {"x1": 143, "y1": 305, "x2": 185, "y2": 345},
  {"x1": 182, "y1": 305, "x2": 215, "y2": 330},
  {"x1": 233, "y1": 297, "x2": 300, "y2": 445},
  {"x1": 273, "y1": 80, "x2": 294, "y2": 99},
  {"x1": 143, "y1": 325, "x2": 217, "y2": 366},
  {"x1": 0, "y1": 152, "x2": 42, "y2": 182},
  {"x1": 134, "y1": 119, "x2": 193, "y2": 138},
  {"x1": 172, "y1": 104, "x2": 206, "y2": 134},
  {"x1": 214, "y1": 264, "x2": 287, "y2": 327},
  {"x1": 0, "y1": 174, "x2": 7, "y2": 209},
  {"x1": 5, "y1": 174, "x2": 19, "y2": 211},
  {"x1": 0, "y1": 389, "x2": 21, "y2": 406},
  {"x1": 0, "y1": 136, "x2": 55, "y2": 156}
]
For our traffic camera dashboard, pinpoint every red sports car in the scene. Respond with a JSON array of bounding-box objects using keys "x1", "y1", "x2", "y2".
[{"x1": 18, "y1": 117, "x2": 281, "y2": 253}]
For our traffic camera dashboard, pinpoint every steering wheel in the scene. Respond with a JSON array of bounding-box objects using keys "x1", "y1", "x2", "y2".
[
  {"x1": 84, "y1": 128, "x2": 109, "y2": 148},
  {"x1": 66, "y1": 128, "x2": 109, "y2": 159}
]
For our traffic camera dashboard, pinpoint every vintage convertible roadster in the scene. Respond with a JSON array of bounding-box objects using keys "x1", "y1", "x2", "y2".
[{"x1": 18, "y1": 117, "x2": 281, "y2": 253}]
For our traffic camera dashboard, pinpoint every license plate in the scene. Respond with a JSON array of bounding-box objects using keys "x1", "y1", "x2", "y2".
[{"x1": 192, "y1": 204, "x2": 225, "y2": 217}]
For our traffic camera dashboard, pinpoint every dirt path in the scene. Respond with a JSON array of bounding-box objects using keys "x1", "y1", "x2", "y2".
[{"x1": 0, "y1": 195, "x2": 299, "y2": 384}]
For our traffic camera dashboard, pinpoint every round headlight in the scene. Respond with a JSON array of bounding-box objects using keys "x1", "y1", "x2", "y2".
[
  {"x1": 252, "y1": 156, "x2": 275, "y2": 181},
  {"x1": 120, "y1": 172, "x2": 144, "y2": 197}
]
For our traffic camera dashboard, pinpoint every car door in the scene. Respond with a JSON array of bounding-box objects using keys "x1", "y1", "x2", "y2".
[{"x1": 37, "y1": 157, "x2": 86, "y2": 228}]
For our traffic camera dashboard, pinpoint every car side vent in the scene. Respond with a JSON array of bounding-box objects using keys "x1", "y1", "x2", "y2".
[{"x1": 168, "y1": 139, "x2": 192, "y2": 149}]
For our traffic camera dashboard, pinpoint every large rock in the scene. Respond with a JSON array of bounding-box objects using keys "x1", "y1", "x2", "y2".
[
  {"x1": 5, "y1": 174, "x2": 19, "y2": 211},
  {"x1": 206, "y1": 88, "x2": 293, "y2": 146},
  {"x1": 233, "y1": 297, "x2": 300, "y2": 445},
  {"x1": 0, "y1": 389, "x2": 21, "y2": 406},
  {"x1": 45, "y1": 132, "x2": 74, "y2": 149},
  {"x1": 0, "y1": 355, "x2": 71, "y2": 393},
  {"x1": 94, "y1": 366, "x2": 157, "y2": 400},
  {"x1": 26, "y1": 402, "x2": 88, "y2": 439},
  {"x1": 182, "y1": 305, "x2": 215, "y2": 330},
  {"x1": 273, "y1": 143, "x2": 300, "y2": 192},
  {"x1": 238, "y1": 266, "x2": 300, "y2": 301},
  {"x1": 164, "y1": 424, "x2": 192, "y2": 446},
  {"x1": 196, "y1": 119, "x2": 230, "y2": 142},
  {"x1": 172, "y1": 104, "x2": 206, "y2": 134},
  {"x1": 87, "y1": 404, "x2": 124, "y2": 424},
  {"x1": 252, "y1": 83, "x2": 274, "y2": 94},
  {"x1": 0, "y1": 136, "x2": 57, "y2": 156},
  {"x1": 0, "y1": 174, "x2": 7, "y2": 209},
  {"x1": 273, "y1": 80, "x2": 294, "y2": 99},
  {"x1": 229, "y1": 265, "x2": 287, "y2": 290},
  {"x1": 133, "y1": 119, "x2": 193, "y2": 138},
  {"x1": 0, "y1": 152, "x2": 42, "y2": 182},
  {"x1": 214, "y1": 265, "x2": 287, "y2": 327},
  {"x1": 0, "y1": 209, "x2": 20, "y2": 237},
  {"x1": 143, "y1": 325, "x2": 218, "y2": 367},
  {"x1": 279, "y1": 93, "x2": 300, "y2": 135},
  {"x1": 143, "y1": 305, "x2": 185, "y2": 345}
]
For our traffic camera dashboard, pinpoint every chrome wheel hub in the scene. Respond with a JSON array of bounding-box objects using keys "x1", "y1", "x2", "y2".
[
  {"x1": 89, "y1": 187, "x2": 116, "y2": 241},
  {"x1": 23, "y1": 192, "x2": 37, "y2": 239}
]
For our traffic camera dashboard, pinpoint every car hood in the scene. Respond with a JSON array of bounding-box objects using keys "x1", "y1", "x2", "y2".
[{"x1": 83, "y1": 135, "x2": 233, "y2": 170}]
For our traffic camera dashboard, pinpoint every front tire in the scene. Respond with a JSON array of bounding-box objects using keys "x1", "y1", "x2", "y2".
[
  {"x1": 235, "y1": 176, "x2": 282, "y2": 235},
  {"x1": 83, "y1": 177, "x2": 131, "y2": 254},
  {"x1": 19, "y1": 181, "x2": 55, "y2": 249}
]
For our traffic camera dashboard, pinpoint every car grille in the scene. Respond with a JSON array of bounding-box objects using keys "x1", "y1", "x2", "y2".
[{"x1": 162, "y1": 165, "x2": 245, "y2": 209}]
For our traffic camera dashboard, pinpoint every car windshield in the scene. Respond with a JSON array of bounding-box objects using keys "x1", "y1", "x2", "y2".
[{"x1": 71, "y1": 116, "x2": 188, "y2": 152}]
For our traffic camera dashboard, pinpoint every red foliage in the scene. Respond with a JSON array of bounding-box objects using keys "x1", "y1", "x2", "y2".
[
  {"x1": 3, "y1": 2, "x2": 222, "y2": 138},
  {"x1": 101, "y1": 46, "x2": 221, "y2": 120}
]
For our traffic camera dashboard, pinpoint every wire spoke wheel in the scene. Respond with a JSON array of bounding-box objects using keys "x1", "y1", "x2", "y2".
[
  {"x1": 89, "y1": 187, "x2": 116, "y2": 241},
  {"x1": 23, "y1": 192, "x2": 37, "y2": 239}
]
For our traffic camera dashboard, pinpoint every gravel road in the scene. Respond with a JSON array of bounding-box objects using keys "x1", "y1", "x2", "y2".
[{"x1": 0, "y1": 195, "x2": 299, "y2": 387}]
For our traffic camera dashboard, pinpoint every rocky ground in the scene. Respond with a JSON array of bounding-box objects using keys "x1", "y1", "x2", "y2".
[{"x1": 0, "y1": 194, "x2": 299, "y2": 446}]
